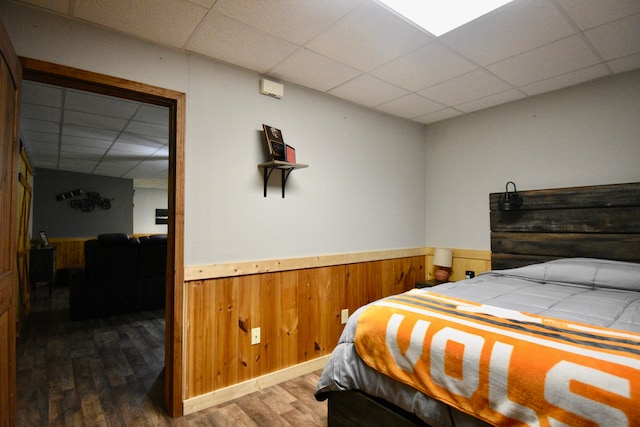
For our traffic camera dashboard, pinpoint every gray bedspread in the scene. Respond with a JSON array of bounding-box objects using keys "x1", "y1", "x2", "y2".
[{"x1": 314, "y1": 258, "x2": 640, "y2": 426}]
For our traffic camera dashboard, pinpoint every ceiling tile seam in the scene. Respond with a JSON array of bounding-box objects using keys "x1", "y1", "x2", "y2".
[
  {"x1": 282, "y1": 2, "x2": 436, "y2": 76},
  {"x1": 294, "y1": 0, "x2": 371, "y2": 49},
  {"x1": 57, "y1": 87, "x2": 67, "y2": 170},
  {"x1": 90, "y1": 103, "x2": 145, "y2": 177},
  {"x1": 180, "y1": 6, "x2": 222, "y2": 51},
  {"x1": 550, "y1": 0, "x2": 613, "y2": 75},
  {"x1": 404, "y1": 40, "x2": 520, "y2": 95}
]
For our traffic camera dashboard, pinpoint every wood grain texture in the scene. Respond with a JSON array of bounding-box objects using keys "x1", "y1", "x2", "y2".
[
  {"x1": 49, "y1": 238, "x2": 88, "y2": 269},
  {"x1": 185, "y1": 256, "x2": 425, "y2": 400},
  {"x1": 184, "y1": 248, "x2": 428, "y2": 281},
  {"x1": 490, "y1": 182, "x2": 640, "y2": 270}
]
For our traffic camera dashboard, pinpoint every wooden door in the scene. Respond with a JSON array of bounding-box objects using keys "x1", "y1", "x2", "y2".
[
  {"x1": 0, "y1": 19, "x2": 22, "y2": 427},
  {"x1": 16, "y1": 144, "x2": 33, "y2": 331}
]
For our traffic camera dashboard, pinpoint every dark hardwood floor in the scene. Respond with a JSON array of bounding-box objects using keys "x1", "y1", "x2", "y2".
[{"x1": 17, "y1": 282, "x2": 327, "y2": 426}]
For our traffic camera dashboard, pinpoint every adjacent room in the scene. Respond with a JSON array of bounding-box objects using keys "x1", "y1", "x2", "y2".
[{"x1": 0, "y1": 0, "x2": 639, "y2": 426}]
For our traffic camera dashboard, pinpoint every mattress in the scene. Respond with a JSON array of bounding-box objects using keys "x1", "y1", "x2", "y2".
[{"x1": 315, "y1": 258, "x2": 640, "y2": 426}]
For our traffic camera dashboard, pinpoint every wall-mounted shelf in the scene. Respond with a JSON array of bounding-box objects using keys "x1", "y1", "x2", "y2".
[{"x1": 258, "y1": 160, "x2": 308, "y2": 198}]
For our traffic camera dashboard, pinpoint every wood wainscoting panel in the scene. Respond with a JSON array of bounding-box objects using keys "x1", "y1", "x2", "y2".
[
  {"x1": 426, "y1": 248, "x2": 492, "y2": 281},
  {"x1": 49, "y1": 238, "x2": 89, "y2": 270},
  {"x1": 184, "y1": 255, "x2": 425, "y2": 401}
]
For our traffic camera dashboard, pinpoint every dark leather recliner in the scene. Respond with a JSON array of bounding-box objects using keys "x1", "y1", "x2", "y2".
[
  {"x1": 137, "y1": 234, "x2": 167, "y2": 310},
  {"x1": 69, "y1": 233, "x2": 166, "y2": 320}
]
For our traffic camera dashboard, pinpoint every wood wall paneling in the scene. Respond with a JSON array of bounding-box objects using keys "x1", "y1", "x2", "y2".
[
  {"x1": 490, "y1": 182, "x2": 640, "y2": 270},
  {"x1": 49, "y1": 238, "x2": 88, "y2": 270},
  {"x1": 184, "y1": 256, "x2": 425, "y2": 400}
]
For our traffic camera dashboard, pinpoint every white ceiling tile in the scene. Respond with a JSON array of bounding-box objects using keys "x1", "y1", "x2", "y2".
[
  {"x1": 64, "y1": 110, "x2": 129, "y2": 131},
  {"x1": 94, "y1": 160, "x2": 139, "y2": 173},
  {"x1": 65, "y1": 89, "x2": 139, "y2": 118},
  {"x1": 269, "y1": 49, "x2": 361, "y2": 92},
  {"x1": 442, "y1": 0, "x2": 574, "y2": 66},
  {"x1": 21, "y1": 131, "x2": 59, "y2": 144},
  {"x1": 33, "y1": 159, "x2": 59, "y2": 169},
  {"x1": 328, "y1": 74, "x2": 409, "y2": 107},
  {"x1": 30, "y1": 143, "x2": 59, "y2": 154},
  {"x1": 608, "y1": 52, "x2": 640, "y2": 74},
  {"x1": 127, "y1": 160, "x2": 169, "y2": 175},
  {"x1": 111, "y1": 142, "x2": 158, "y2": 155},
  {"x1": 73, "y1": 0, "x2": 208, "y2": 48},
  {"x1": 371, "y1": 42, "x2": 477, "y2": 91},
  {"x1": 20, "y1": 118, "x2": 59, "y2": 134},
  {"x1": 133, "y1": 105, "x2": 170, "y2": 125},
  {"x1": 487, "y1": 36, "x2": 601, "y2": 86},
  {"x1": 520, "y1": 64, "x2": 610, "y2": 96},
  {"x1": 186, "y1": 12, "x2": 298, "y2": 73},
  {"x1": 57, "y1": 160, "x2": 98, "y2": 172},
  {"x1": 212, "y1": 0, "x2": 363, "y2": 45},
  {"x1": 455, "y1": 89, "x2": 525, "y2": 114},
  {"x1": 63, "y1": 124, "x2": 119, "y2": 141},
  {"x1": 414, "y1": 108, "x2": 463, "y2": 125},
  {"x1": 60, "y1": 144, "x2": 107, "y2": 155},
  {"x1": 584, "y1": 13, "x2": 640, "y2": 61},
  {"x1": 187, "y1": 0, "x2": 215, "y2": 8},
  {"x1": 21, "y1": 104, "x2": 61, "y2": 122},
  {"x1": 21, "y1": 82, "x2": 63, "y2": 107},
  {"x1": 305, "y1": 1, "x2": 433, "y2": 71},
  {"x1": 125, "y1": 121, "x2": 169, "y2": 139},
  {"x1": 375, "y1": 94, "x2": 444, "y2": 119},
  {"x1": 117, "y1": 133, "x2": 167, "y2": 147},
  {"x1": 57, "y1": 149, "x2": 100, "y2": 160},
  {"x1": 17, "y1": 0, "x2": 70, "y2": 14},
  {"x1": 60, "y1": 135, "x2": 112, "y2": 149},
  {"x1": 557, "y1": 0, "x2": 640, "y2": 30},
  {"x1": 418, "y1": 69, "x2": 512, "y2": 106}
]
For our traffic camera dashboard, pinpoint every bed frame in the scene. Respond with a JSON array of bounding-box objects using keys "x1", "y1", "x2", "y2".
[
  {"x1": 325, "y1": 181, "x2": 640, "y2": 427},
  {"x1": 490, "y1": 181, "x2": 640, "y2": 269}
]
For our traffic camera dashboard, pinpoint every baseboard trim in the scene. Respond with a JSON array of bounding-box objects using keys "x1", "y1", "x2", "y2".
[{"x1": 182, "y1": 355, "x2": 331, "y2": 415}]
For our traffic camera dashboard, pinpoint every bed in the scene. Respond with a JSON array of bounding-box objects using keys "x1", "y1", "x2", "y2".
[{"x1": 315, "y1": 182, "x2": 640, "y2": 426}]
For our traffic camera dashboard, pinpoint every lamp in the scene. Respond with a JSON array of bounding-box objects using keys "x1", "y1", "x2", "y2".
[
  {"x1": 498, "y1": 181, "x2": 523, "y2": 211},
  {"x1": 433, "y1": 248, "x2": 453, "y2": 282}
]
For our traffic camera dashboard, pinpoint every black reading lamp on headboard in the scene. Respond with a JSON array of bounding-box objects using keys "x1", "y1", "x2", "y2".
[{"x1": 499, "y1": 181, "x2": 523, "y2": 211}]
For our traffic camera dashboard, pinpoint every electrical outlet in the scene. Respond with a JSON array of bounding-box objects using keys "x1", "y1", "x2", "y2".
[
  {"x1": 341, "y1": 309, "x2": 349, "y2": 324},
  {"x1": 251, "y1": 327, "x2": 260, "y2": 345}
]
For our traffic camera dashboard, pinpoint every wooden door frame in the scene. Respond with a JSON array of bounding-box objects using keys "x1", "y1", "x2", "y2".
[{"x1": 19, "y1": 57, "x2": 186, "y2": 417}]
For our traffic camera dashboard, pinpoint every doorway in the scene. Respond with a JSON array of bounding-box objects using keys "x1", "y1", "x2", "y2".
[{"x1": 20, "y1": 57, "x2": 185, "y2": 417}]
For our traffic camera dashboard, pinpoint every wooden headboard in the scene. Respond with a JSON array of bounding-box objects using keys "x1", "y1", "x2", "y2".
[{"x1": 490, "y1": 182, "x2": 640, "y2": 270}]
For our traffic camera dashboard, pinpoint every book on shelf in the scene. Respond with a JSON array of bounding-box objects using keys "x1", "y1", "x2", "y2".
[
  {"x1": 262, "y1": 124, "x2": 286, "y2": 161},
  {"x1": 285, "y1": 144, "x2": 296, "y2": 163}
]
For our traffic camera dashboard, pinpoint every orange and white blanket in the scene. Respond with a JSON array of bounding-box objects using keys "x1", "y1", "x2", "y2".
[{"x1": 354, "y1": 290, "x2": 640, "y2": 426}]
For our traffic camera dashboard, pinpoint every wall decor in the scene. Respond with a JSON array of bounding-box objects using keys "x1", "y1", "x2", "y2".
[
  {"x1": 155, "y1": 208, "x2": 168, "y2": 224},
  {"x1": 70, "y1": 191, "x2": 113, "y2": 212},
  {"x1": 55, "y1": 188, "x2": 84, "y2": 201},
  {"x1": 262, "y1": 124, "x2": 286, "y2": 161}
]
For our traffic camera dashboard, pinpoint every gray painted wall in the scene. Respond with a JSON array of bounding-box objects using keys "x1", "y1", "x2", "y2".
[{"x1": 32, "y1": 168, "x2": 134, "y2": 239}]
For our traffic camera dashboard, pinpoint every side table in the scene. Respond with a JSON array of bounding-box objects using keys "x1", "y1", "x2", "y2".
[{"x1": 30, "y1": 246, "x2": 56, "y2": 297}]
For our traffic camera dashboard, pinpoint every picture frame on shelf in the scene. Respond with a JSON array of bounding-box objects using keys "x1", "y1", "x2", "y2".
[
  {"x1": 262, "y1": 124, "x2": 286, "y2": 161},
  {"x1": 285, "y1": 144, "x2": 296, "y2": 163},
  {"x1": 39, "y1": 230, "x2": 50, "y2": 247}
]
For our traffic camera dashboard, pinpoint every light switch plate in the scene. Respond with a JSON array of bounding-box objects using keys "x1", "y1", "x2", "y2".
[
  {"x1": 251, "y1": 327, "x2": 260, "y2": 345},
  {"x1": 341, "y1": 309, "x2": 349, "y2": 324}
]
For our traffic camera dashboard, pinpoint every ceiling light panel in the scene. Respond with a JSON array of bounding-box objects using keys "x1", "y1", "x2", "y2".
[{"x1": 376, "y1": 0, "x2": 514, "y2": 36}]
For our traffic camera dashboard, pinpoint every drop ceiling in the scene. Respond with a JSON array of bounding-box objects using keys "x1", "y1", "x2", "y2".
[
  {"x1": 15, "y1": 0, "x2": 640, "y2": 186},
  {"x1": 20, "y1": 82, "x2": 170, "y2": 189}
]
